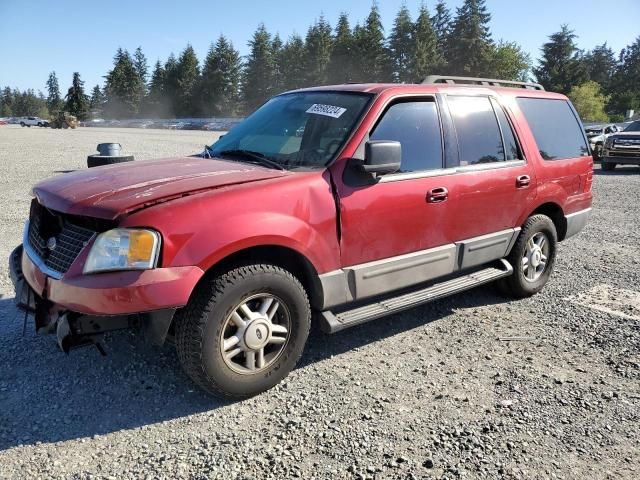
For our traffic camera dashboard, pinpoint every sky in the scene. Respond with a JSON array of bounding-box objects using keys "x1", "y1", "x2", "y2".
[{"x1": 0, "y1": 0, "x2": 639, "y2": 93}]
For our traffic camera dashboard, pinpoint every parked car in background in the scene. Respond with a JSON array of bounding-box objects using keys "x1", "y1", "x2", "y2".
[
  {"x1": 601, "y1": 120, "x2": 640, "y2": 171},
  {"x1": 9, "y1": 76, "x2": 592, "y2": 398},
  {"x1": 20, "y1": 116, "x2": 49, "y2": 127},
  {"x1": 584, "y1": 123, "x2": 622, "y2": 160}
]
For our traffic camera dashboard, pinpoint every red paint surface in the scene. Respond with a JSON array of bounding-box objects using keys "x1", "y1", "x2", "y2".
[{"x1": 22, "y1": 83, "x2": 592, "y2": 316}]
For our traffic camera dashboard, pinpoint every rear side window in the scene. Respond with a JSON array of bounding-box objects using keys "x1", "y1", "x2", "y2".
[
  {"x1": 370, "y1": 100, "x2": 443, "y2": 172},
  {"x1": 448, "y1": 96, "x2": 505, "y2": 165},
  {"x1": 490, "y1": 98, "x2": 520, "y2": 161},
  {"x1": 516, "y1": 98, "x2": 588, "y2": 160}
]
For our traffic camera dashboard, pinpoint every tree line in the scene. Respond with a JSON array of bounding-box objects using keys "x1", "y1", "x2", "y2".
[{"x1": 1, "y1": 0, "x2": 639, "y2": 122}]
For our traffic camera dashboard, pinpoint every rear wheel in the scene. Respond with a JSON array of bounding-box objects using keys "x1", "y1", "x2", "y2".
[
  {"x1": 601, "y1": 161, "x2": 616, "y2": 171},
  {"x1": 498, "y1": 214, "x2": 557, "y2": 298},
  {"x1": 174, "y1": 264, "x2": 311, "y2": 398}
]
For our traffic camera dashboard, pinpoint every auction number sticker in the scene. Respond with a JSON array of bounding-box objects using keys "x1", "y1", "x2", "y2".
[{"x1": 306, "y1": 104, "x2": 347, "y2": 118}]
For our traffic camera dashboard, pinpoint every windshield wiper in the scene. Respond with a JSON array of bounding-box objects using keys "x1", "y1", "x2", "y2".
[{"x1": 218, "y1": 149, "x2": 285, "y2": 170}]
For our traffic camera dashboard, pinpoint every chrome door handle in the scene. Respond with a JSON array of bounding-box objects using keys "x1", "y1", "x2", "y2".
[
  {"x1": 427, "y1": 187, "x2": 448, "y2": 203},
  {"x1": 516, "y1": 175, "x2": 531, "y2": 188}
]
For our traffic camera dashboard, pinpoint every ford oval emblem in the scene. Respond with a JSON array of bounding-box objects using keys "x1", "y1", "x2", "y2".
[{"x1": 46, "y1": 237, "x2": 57, "y2": 251}]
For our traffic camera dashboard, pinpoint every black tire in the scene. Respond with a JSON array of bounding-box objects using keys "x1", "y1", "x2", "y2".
[
  {"x1": 87, "y1": 154, "x2": 135, "y2": 168},
  {"x1": 37, "y1": 122, "x2": 43, "y2": 127},
  {"x1": 592, "y1": 143, "x2": 602, "y2": 162},
  {"x1": 498, "y1": 214, "x2": 557, "y2": 298},
  {"x1": 601, "y1": 161, "x2": 616, "y2": 171},
  {"x1": 20, "y1": 122, "x2": 25, "y2": 127},
  {"x1": 174, "y1": 264, "x2": 311, "y2": 398}
]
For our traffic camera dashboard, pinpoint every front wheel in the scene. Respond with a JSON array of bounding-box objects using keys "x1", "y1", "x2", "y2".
[
  {"x1": 174, "y1": 264, "x2": 311, "y2": 398},
  {"x1": 498, "y1": 214, "x2": 557, "y2": 298}
]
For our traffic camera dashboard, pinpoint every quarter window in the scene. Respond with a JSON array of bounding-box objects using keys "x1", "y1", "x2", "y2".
[
  {"x1": 448, "y1": 96, "x2": 505, "y2": 165},
  {"x1": 516, "y1": 97, "x2": 589, "y2": 160},
  {"x1": 370, "y1": 100, "x2": 443, "y2": 173}
]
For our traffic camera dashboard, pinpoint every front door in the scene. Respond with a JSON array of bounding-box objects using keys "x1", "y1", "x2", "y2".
[{"x1": 335, "y1": 97, "x2": 459, "y2": 300}]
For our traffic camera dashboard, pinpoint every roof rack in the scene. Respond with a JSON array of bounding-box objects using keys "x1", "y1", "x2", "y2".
[{"x1": 423, "y1": 75, "x2": 544, "y2": 91}]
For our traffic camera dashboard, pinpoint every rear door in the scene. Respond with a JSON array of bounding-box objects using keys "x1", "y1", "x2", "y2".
[{"x1": 442, "y1": 94, "x2": 537, "y2": 249}]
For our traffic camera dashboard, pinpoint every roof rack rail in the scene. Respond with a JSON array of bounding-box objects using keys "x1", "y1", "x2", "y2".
[{"x1": 423, "y1": 75, "x2": 544, "y2": 91}]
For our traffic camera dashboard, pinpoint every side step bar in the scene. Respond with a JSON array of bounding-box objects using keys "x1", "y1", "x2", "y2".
[{"x1": 319, "y1": 259, "x2": 513, "y2": 333}]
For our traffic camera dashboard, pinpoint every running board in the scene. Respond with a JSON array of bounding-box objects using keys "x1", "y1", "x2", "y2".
[{"x1": 319, "y1": 259, "x2": 513, "y2": 333}]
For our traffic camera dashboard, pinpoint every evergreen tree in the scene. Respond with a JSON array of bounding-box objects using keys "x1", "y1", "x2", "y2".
[
  {"x1": 133, "y1": 46, "x2": 149, "y2": 107},
  {"x1": 200, "y1": 36, "x2": 242, "y2": 116},
  {"x1": 431, "y1": 0, "x2": 452, "y2": 54},
  {"x1": 89, "y1": 84, "x2": 105, "y2": 117},
  {"x1": 104, "y1": 48, "x2": 145, "y2": 118},
  {"x1": 64, "y1": 72, "x2": 89, "y2": 120},
  {"x1": 280, "y1": 34, "x2": 308, "y2": 91},
  {"x1": 356, "y1": 3, "x2": 392, "y2": 82},
  {"x1": 388, "y1": 4, "x2": 414, "y2": 83},
  {"x1": 411, "y1": 3, "x2": 444, "y2": 82},
  {"x1": 242, "y1": 24, "x2": 276, "y2": 111},
  {"x1": 446, "y1": 0, "x2": 493, "y2": 76},
  {"x1": 584, "y1": 43, "x2": 616, "y2": 90},
  {"x1": 163, "y1": 53, "x2": 180, "y2": 117},
  {"x1": 46, "y1": 71, "x2": 62, "y2": 114},
  {"x1": 271, "y1": 34, "x2": 285, "y2": 92},
  {"x1": 145, "y1": 60, "x2": 168, "y2": 116},
  {"x1": 0, "y1": 87, "x2": 14, "y2": 116},
  {"x1": 304, "y1": 16, "x2": 333, "y2": 86},
  {"x1": 327, "y1": 13, "x2": 354, "y2": 84},
  {"x1": 608, "y1": 36, "x2": 640, "y2": 116},
  {"x1": 533, "y1": 25, "x2": 588, "y2": 94},
  {"x1": 175, "y1": 44, "x2": 200, "y2": 116}
]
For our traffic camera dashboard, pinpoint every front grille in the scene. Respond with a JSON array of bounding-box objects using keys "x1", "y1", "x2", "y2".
[
  {"x1": 27, "y1": 200, "x2": 96, "y2": 276},
  {"x1": 609, "y1": 150, "x2": 640, "y2": 158}
]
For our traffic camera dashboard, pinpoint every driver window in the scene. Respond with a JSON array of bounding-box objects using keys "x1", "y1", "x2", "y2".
[{"x1": 370, "y1": 100, "x2": 444, "y2": 173}]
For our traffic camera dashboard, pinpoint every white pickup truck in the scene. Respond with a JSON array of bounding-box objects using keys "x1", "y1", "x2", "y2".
[{"x1": 20, "y1": 116, "x2": 49, "y2": 127}]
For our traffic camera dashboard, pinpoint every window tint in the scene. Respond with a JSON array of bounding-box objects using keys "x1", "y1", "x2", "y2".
[
  {"x1": 516, "y1": 97, "x2": 589, "y2": 160},
  {"x1": 448, "y1": 96, "x2": 505, "y2": 165},
  {"x1": 370, "y1": 100, "x2": 443, "y2": 172},
  {"x1": 490, "y1": 98, "x2": 520, "y2": 160}
]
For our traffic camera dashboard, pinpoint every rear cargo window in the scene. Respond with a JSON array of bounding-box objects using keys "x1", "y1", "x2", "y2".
[{"x1": 516, "y1": 97, "x2": 588, "y2": 160}]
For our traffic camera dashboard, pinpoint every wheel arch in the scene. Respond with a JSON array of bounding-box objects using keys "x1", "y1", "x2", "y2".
[
  {"x1": 191, "y1": 244, "x2": 325, "y2": 311},
  {"x1": 527, "y1": 202, "x2": 567, "y2": 241}
]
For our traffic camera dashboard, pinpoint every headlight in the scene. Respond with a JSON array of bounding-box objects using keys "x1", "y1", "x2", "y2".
[
  {"x1": 83, "y1": 228, "x2": 160, "y2": 274},
  {"x1": 605, "y1": 137, "x2": 614, "y2": 148}
]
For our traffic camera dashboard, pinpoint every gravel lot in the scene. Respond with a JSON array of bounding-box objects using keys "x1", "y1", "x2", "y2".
[{"x1": 0, "y1": 125, "x2": 638, "y2": 479}]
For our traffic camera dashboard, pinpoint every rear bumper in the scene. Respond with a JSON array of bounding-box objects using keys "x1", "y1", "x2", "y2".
[
  {"x1": 564, "y1": 208, "x2": 591, "y2": 240},
  {"x1": 12, "y1": 243, "x2": 204, "y2": 316}
]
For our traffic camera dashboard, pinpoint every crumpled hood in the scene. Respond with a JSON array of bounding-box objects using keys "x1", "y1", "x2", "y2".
[{"x1": 33, "y1": 156, "x2": 288, "y2": 219}]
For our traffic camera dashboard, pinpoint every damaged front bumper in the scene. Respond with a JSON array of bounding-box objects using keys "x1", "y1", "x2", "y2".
[{"x1": 9, "y1": 244, "x2": 201, "y2": 353}]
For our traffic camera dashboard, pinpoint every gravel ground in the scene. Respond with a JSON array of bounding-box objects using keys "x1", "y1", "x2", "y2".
[{"x1": 0, "y1": 125, "x2": 638, "y2": 479}]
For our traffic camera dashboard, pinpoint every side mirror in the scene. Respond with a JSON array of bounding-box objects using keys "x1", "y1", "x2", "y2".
[{"x1": 363, "y1": 140, "x2": 401, "y2": 175}]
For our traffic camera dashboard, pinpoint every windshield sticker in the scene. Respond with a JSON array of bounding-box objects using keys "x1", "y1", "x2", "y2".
[{"x1": 306, "y1": 104, "x2": 347, "y2": 118}]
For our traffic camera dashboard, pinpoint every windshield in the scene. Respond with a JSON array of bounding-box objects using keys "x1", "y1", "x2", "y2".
[
  {"x1": 210, "y1": 91, "x2": 372, "y2": 168},
  {"x1": 623, "y1": 121, "x2": 640, "y2": 132},
  {"x1": 585, "y1": 128, "x2": 602, "y2": 135}
]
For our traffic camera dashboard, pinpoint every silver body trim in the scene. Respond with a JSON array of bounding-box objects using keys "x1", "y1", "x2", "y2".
[
  {"x1": 320, "y1": 227, "x2": 521, "y2": 309},
  {"x1": 564, "y1": 208, "x2": 591, "y2": 240},
  {"x1": 379, "y1": 160, "x2": 526, "y2": 183},
  {"x1": 22, "y1": 220, "x2": 64, "y2": 280}
]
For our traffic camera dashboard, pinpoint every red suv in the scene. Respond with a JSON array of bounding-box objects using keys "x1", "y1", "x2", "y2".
[{"x1": 9, "y1": 76, "x2": 593, "y2": 398}]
